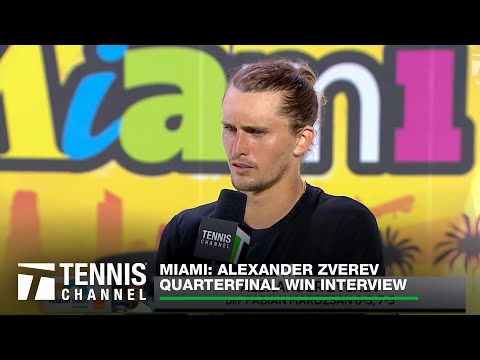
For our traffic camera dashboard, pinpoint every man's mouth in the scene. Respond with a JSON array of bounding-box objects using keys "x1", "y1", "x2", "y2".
[
  {"x1": 231, "y1": 161, "x2": 255, "y2": 173},
  {"x1": 232, "y1": 162, "x2": 254, "y2": 169}
]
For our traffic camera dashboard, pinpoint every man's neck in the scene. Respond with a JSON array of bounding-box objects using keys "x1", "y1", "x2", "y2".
[{"x1": 243, "y1": 176, "x2": 305, "y2": 230}]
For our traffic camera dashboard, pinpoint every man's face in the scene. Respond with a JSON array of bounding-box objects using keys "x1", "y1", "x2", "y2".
[{"x1": 221, "y1": 87, "x2": 299, "y2": 192}]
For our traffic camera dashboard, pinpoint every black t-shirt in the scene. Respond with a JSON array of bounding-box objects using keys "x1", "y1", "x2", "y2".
[{"x1": 156, "y1": 183, "x2": 385, "y2": 276}]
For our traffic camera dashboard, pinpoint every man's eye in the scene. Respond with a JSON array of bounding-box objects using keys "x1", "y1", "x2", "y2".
[
  {"x1": 223, "y1": 126, "x2": 236, "y2": 131},
  {"x1": 252, "y1": 130, "x2": 266, "y2": 135}
]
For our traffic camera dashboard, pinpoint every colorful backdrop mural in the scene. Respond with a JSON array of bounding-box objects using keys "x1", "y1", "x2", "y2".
[{"x1": 1, "y1": 45, "x2": 479, "y2": 314}]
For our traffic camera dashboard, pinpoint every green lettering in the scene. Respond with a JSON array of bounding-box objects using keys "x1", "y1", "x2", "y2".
[{"x1": 120, "y1": 46, "x2": 226, "y2": 163}]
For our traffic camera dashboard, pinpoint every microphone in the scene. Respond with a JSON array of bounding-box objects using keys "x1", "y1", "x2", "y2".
[{"x1": 194, "y1": 189, "x2": 250, "y2": 266}]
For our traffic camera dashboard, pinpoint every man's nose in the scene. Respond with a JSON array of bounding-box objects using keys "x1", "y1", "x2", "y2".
[{"x1": 232, "y1": 131, "x2": 249, "y2": 157}]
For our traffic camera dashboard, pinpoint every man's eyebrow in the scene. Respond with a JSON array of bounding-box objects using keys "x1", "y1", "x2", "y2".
[
  {"x1": 243, "y1": 125, "x2": 269, "y2": 132},
  {"x1": 221, "y1": 121, "x2": 269, "y2": 132}
]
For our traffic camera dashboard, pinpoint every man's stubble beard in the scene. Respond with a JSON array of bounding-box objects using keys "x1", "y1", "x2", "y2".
[{"x1": 230, "y1": 159, "x2": 290, "y2": 193}]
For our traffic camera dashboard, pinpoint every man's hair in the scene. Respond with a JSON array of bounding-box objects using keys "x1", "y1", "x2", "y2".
[{"x1": 228, "y1": 58, "x2": 327, "y2": 134}]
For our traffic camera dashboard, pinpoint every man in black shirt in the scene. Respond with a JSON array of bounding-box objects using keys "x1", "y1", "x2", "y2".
[{"x1": 157, "y1": 58, "x2": 385, "y2": 275}]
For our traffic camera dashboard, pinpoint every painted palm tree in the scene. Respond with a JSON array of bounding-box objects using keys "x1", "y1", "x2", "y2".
[
  {"x1": 434, "y1": 214, "x2": 480, "y2": 272},
  {"x1": 381, "y1": 226, "x2": 421, "y2": 276}
]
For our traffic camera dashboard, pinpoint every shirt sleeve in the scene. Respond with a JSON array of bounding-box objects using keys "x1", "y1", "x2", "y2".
[{"x1": 342, "y1": 209, "x2": 385, "y2": 276}]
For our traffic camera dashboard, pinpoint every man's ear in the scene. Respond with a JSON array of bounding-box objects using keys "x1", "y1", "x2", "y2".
[{"x1": 293, "y1": 125, "x2": 315, "y2": 157}]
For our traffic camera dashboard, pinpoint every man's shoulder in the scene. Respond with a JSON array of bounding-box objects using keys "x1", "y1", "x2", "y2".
[
  {"x1": 173, "y1": 201, "x2": 217, "y2": 225},
  {"x1": 311, "y1": 186, "x2": 375, "y2": 219}
]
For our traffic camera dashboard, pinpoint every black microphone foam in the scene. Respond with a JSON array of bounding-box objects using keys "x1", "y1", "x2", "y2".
[{"x1": 212, "y1": 189, "x2": 247, "y2": 223}]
